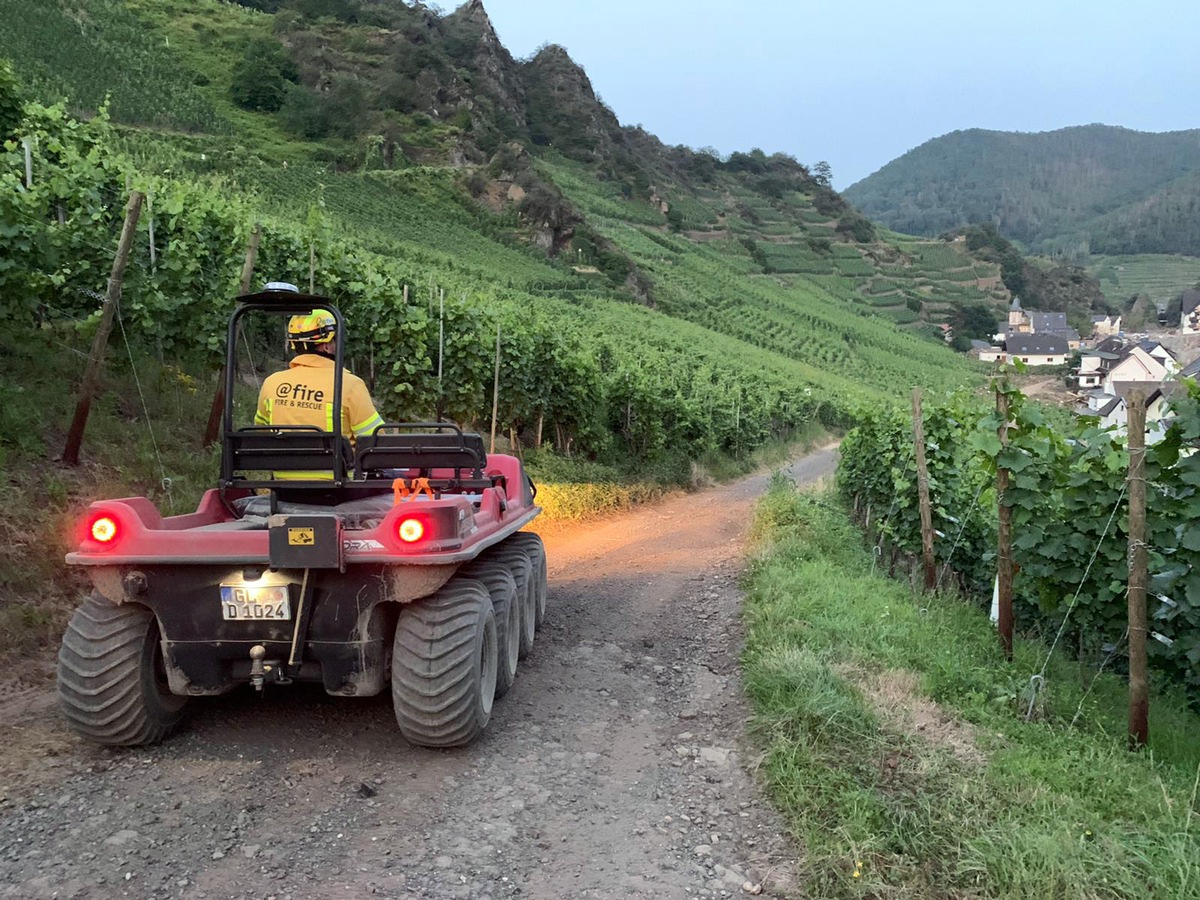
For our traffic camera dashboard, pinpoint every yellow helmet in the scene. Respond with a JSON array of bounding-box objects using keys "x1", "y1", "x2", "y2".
[{"x1": 287, "y1": 308, "x2": 337, "y2": 352}]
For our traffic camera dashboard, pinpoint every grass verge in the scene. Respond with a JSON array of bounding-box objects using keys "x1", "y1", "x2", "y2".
[{"x1": 744, "y1": 478, "x2": 1200, "y2": 899}]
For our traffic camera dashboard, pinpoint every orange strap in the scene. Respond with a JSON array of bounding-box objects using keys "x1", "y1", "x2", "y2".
[{"x1": 392, "y1": 477, "x2": 436, "y2": 503}]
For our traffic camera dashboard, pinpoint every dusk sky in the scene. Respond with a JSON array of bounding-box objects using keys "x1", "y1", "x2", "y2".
[{"x1": 479, "y1": 0, "x2": 1200, "y2": 189}]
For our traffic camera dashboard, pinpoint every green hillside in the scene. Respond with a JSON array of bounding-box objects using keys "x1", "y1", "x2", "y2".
[
  {"x1": 0, "y1": 0, "x2": 995, "y2": 491},
  {"x1": 0, "y1": 0, "x2": 997, "y2": 651},
  {"x1": 844, "y1": 124, "x2": 1200, "y2": 257},
  {"x1": 1087, "y1": 254, "x2": 1200, "y2": 306}
]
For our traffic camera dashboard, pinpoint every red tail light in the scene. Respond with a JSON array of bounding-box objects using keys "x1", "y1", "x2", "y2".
[
  {"x1": 89, "y1": 514, "x2": 120, "y2": 545},
  {"x1": 397, "y1": 517, "x2": 425, "y2": 544}
]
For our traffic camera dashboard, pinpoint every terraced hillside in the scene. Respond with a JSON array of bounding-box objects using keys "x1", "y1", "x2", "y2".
[
  {"x1": 1088, "y1": 254, "x2": 1200, "y2": 306},
  {"x1": 1, "y1": 0, "x2": 999, "y2": 465}
]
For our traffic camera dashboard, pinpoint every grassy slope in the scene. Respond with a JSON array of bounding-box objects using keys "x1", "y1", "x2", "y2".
[
  {"x1": 3, "y1": 2, "x2": 994, "y2": 404},
  {"x1": 541, "y1": 155, "x2": 997, "y2": 400},
  {"x1": 0, "y1": 0, "x2": 230, "y2": 133},
  {"x1": 747, "y1": 484, "x2": 1200, "y2": 899},
  {"x1": 0, "y1": 331, "x2": 221, "y2": 654}
]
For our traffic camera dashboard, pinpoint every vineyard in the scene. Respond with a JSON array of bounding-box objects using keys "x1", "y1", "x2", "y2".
[
  {"x1": 0, "y1": 0, "x2": 1015, "y2": 440},
  {"x1": 0, "y1": 0, "x2": 1034, "y2": 646},
  {"x1": 1088, "y1": 253, "x2": 1200, "y2": 305},
  {"x1": 0, "y1": 0, "x2": 233, "y2": 135},
  {"x1": 838, "y1": 379, "x2": 1200, "y2": 699},
  {"x1": 1, "y1": 99, "x2": 863, "y2": 485}
]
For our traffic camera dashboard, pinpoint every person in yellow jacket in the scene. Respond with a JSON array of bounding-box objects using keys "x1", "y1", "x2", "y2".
[{"x1": 254, "y1": 286, "x2": 384, "y2": 479}]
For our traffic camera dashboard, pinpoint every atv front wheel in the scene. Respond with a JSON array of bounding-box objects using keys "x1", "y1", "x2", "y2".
[
  {"x1": 392, "y1": 578, "x2": 497, "y2": 747},
  {"x1": 57, "y1": 593, "x2": 187, "y2": 746}
]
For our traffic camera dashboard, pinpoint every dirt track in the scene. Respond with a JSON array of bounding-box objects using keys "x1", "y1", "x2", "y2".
[{"x1": 0, "y1": 448, "x2": 837, "y2": 900}]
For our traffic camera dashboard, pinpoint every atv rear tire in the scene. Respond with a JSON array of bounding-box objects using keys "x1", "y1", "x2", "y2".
[
  {"x1": 57, "y1": 593, "x2": 187, "y2": 747},
  {"x1": 487, "y1": 545, "x2": 535, "y2": 659},
  {"x1": 456, "y1": 561, "x2": 520, "y2": 699},
  {"x1": 509, "y1": 533, "x2": 548, "y2": 627},
  {"x1": 392, "y1": 578, "x2": 497, "y2": 747}
]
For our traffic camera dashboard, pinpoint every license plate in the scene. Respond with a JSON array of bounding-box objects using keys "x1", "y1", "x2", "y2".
[{"x1": 219, "y1": 584, "x2": 291, "y2": 621}]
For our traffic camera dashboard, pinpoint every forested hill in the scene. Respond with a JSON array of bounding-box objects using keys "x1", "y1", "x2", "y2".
[{"x1": 844, "y1": 125, "x2": 1200, "y2": 257}]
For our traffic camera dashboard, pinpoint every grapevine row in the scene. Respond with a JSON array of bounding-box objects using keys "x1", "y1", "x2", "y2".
[{"x1": 839, "y1": 381, "x2": 1200, "y2": 695}]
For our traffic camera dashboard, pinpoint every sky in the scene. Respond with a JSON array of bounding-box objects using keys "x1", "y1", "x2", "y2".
[{"x1": 477, "y1": 0, "x2": 1200, "y2": 189}]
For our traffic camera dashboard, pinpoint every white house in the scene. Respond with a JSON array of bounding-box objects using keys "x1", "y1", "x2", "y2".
[
  {"x1": 1137, "y1": 339, "x2": 1179, "y2": 375},
  {"x1": 1181, "y1": 290, "x2": 1200, "y2": 334},
  {"x1": 1003, "y1": 334, "x2": 1070, "y2": 366},
  {"x1": 1091, "y1": 314, "x2": 1122, "y2": 338},
  {"x1": 1077, "y1": 350, "x2": 1120, "y2": 388},
  {"x1": 1090, "y1": 390, "x2": 1169, "y2": 443},
  {"x1": 1105, "y1": 345, "x2": 1169, "y2": 390}
]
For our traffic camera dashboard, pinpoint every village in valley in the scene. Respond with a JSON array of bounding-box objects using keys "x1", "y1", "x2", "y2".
[{"x1": 967, "y1": 292, "x2": 1200, "y2": 437}]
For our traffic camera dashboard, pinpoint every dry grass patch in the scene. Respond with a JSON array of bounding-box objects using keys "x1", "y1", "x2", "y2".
[{"x1": 843, "y1": 664, "x2": 984, "y2": 765}]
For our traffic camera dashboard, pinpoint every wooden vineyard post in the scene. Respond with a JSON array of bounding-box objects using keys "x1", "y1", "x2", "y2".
[
  {"x1": 911, "y1": 388, "x2": 937, "y2": 592},
  {"x1": 436, "y1": 289, "x2": 445, "y2": 421},
  {"x1": 996, "y1": 387, "x2": 1014, "y2": 661},
  {"x1": 63, "y1": 191, "x2": 145, "y2": 466},
  {"x1": 1127, "y1": 390, "x2": 1149, "y2": 749},
  {"x1": 203, "y1": 223, "x2": 261, "y2": 447},
  {"x1": 489, "y1": 323, "x2": 502, "y2": 455}
]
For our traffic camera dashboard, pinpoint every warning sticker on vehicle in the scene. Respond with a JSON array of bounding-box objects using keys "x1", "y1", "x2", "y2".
[{"x1": 288, "y1": 527, "x2": 315, "y2": 546}]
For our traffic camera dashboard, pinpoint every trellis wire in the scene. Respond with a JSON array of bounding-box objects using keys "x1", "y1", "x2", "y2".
[
  {"x1": 1070, "y1": 625, "x2": 1129, "y2": 728},
  {"x1": 1023, "y1": 483, "x2": 1129, "y2": 721},
  {"x1": 935, "y1": 479, "x2": 986, "y2": 591},
  {"x1": 98, "y1": 288, "x2": 175, "y2": 514}
]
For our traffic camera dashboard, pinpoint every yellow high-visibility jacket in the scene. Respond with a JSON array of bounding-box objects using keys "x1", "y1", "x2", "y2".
[{"x1": 254, "y1": 354, "x2": 385, "y2": 479}]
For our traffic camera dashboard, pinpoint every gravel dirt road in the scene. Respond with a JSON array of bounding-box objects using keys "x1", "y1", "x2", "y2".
[{"x1": 0, "y1": 448, "x2": 837, "y2": 900}]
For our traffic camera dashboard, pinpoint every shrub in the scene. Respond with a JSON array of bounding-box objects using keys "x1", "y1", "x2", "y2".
[
  {"x1": 230, "y1": 37, "x2": 298, "y2": 113},
  {"x1": 835, "y1": 212, "x2": 876, "y2": 243},
  {"x1": 0, "y1": 59, "x2": 23, "y2": 142}
]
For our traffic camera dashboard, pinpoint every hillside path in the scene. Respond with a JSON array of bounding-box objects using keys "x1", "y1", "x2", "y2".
[{"x1": 0, "y1": 447, "x2": 838, "y2": 900}]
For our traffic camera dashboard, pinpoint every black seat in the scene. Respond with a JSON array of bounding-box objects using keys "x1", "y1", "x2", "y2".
[
  {"x1": 222, "y1": 426, "x2": 354, "y2": 489},
  {"x1": 355, "y1": 424, "x2": 487, "y2": 481}
]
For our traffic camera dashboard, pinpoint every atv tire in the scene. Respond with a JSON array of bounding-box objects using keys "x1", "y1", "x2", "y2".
[
  {"x1": 509, "y1": 533, "x2": 548, "y2": 627},
  {"x1": 487, "y1": 545, "x2": 535, "y2": 659},
  {"x1": 57, "y1": 593, "x2": 187, "y2": 747},
  {"x1": 392, "y1": 578, "x2": 497, "y2": 747},
  {"x1": 456, "y1": 561, "x2": 520, "y2": 699}
]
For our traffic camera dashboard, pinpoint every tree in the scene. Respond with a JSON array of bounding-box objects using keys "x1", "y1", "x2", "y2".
[
  {"x1": 0, "y1": 59, "x2": 23, "y2": 142},
  {"x1": 948, "y1": 303, "x2": 999, "y2": 341},
  {"x1": 811, "y1": 160, "x2": 833, "y2": 188},
  {"x1": 665, "y1": 205, "x2": 684, "y2": 232},
  {"x1": 835, "y1": 211, "x2": 876, "y2": 243},
  {"x1": 230, "y1": 38, "x2": 298, "y2": 113}
]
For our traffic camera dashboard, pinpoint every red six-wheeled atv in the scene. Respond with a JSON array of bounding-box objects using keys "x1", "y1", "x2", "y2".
[{"x1": 57, "y1": 290, "x2": 547, "y2": 748}]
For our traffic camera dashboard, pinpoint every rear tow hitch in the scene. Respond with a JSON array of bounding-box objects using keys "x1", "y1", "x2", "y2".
[
  {"x1": 249, "y1": 645, "x2": 290, "y2": 691},
  {"x1": 249, "y1": 645, "x2": 267, "y2": 691}
]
